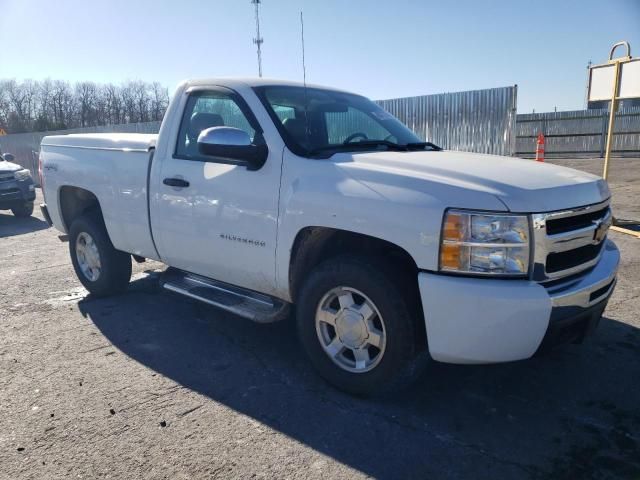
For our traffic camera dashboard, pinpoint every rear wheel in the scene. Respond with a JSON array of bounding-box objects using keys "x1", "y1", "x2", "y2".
[
  {"x1": 11, "y1": 201, "x2": 34, "y2": 218},
  {"x1": 69, "y1": 213, "x2": 131, "y2": 297},
  {"x1": 296, "y1": 256, "x2": 427, "y2": 396}
]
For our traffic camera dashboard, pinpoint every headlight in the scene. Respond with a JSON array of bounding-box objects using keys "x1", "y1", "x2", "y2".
[
  {"x1": 14, "y1": 169, "x2": 32, "y2": 181},
  {"x1": 440, "y1": 210, "x2": 530, "y2": 276}
]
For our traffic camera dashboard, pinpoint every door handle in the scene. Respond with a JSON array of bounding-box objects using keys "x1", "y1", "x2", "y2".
[{"x1": 163, "y1": 177, "x2": 190, "y2": 188}]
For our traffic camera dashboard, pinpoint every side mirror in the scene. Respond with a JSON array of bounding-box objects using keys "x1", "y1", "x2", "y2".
[
  {"x1": 2, "y1": 153, "x2": 15, "y2": 162},
  {"x1": 197, "y1": 127, "x2": 267, "y2": 170}
]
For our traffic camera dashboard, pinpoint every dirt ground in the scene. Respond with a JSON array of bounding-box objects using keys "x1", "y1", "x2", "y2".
[{"x1": 0, "y1": 157, "x2": 639, "y2": 479}]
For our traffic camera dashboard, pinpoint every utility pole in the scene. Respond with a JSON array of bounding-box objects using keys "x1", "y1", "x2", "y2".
[{"x1": 251, "y1": 0, "x2": 264, "y2": 77}]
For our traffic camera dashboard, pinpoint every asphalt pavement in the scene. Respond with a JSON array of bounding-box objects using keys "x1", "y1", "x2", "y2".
[{"x1": 1, "y1": 157, "x2": 639, "y2": 479}]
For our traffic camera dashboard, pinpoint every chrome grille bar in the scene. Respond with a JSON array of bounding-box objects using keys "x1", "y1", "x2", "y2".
[{"x1": 532, "y1": 199, "x2": 611, "y2": 282}]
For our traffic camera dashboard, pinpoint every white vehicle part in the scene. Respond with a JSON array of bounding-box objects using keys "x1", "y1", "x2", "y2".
[
  {"x1": 40, "y1": 133, "x2": 159, "y2": 260},
  {"x1": 334, "y1": 150, "x2": 610, "y2": 213},
  {"x1": 419, "y1": 273, "x2": 551, "y2": 363},
  {"x1": 148, "y1": 82, "x2": 287, "y2": 296},
  {"x1": 419, "y1": 240, "x2": 619, "y2": 364},
  {"x1": 274, "y1": 149, "x2": 510, "y2": 300}
]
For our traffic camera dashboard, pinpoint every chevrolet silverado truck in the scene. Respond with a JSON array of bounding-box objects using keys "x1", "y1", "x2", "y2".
[
  {"x1": 0, "y1": 152, "x2": 36, "y2": 217},
  {"x1": 39, "y1": 79, "x2": 619, "y2": 395}
]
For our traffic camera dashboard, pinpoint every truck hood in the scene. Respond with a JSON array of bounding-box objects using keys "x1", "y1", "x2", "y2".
[
  {"x1": 0, "y1": 161, "x2": 22, "y2": 173},
  {"x1": 337, "y1": 150, "x2": 609, "y2": 212}
]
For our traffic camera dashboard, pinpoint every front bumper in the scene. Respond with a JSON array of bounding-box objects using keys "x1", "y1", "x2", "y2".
[
  {"x1": 418, "y1": 239, "x2": 619, "y2": 364},
  {"x1": 0, "y1": 177, "x2": 36, "y2": 209}
]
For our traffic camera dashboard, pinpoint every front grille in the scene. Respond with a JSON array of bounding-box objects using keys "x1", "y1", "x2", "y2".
[
  {"x1": 0, "y1": 174, "x2": 14, "y2": 183},
  {"x1": 0, "y1": 187, "x2": 20, "y2": 195},
  {"x1": 546, "y1": 243, "x2": 604, "y2": 273},
  {"x1": 532, "y1": 200, "x2": 611, "y2": 282},
  {"x1": 546, "y1": 206, "x2": 609, "y2": 235}
]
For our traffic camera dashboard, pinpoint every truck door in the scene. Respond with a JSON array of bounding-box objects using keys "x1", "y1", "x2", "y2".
[{"x1": 149, "y1": 86, "x2": 283, "y2": 296}]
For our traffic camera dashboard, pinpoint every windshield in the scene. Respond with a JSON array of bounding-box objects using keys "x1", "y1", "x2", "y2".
[{"x1": 254, "y1": 86, "x2": 433, "y2": 158}]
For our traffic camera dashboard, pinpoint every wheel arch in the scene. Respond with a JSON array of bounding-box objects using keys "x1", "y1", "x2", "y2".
[
  {"x1": 58, "y1": 185, "x2": 103, "y2": 233},
  {"x1": 288, "y1": 226, "x2": 426, "y2": 347}
]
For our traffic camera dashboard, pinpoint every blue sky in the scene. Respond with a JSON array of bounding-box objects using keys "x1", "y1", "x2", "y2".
[{"x1": 0, "y1": 0, "x2": 638, "y2": 113}]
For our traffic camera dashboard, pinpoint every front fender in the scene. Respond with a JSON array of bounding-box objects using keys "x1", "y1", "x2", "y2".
[{"x1": 274, "y1": 150, "x2": 507, "y2": 300}]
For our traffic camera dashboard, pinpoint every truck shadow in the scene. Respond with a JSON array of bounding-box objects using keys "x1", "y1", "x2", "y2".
[
  {"x1": 0, "y1": 212, "x2": 49, "y2": 238},
  {"x1": 78, "y1": 273, "x2": 640, "y2": 479}
]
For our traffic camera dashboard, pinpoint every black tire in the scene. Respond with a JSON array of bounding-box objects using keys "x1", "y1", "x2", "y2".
[
  {"x1": 296, "y1": 255, "x2": 427, "y2": 397},
  {"x1": 11, "y1": 201, "x2": 34, "y2": 218},
  {"x1": 68, "y1": 212, "x2": 131, "y2": 297}
]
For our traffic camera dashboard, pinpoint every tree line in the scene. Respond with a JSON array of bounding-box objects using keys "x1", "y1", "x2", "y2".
[{"x1": 0, "y1": 79, "x2": 170, "y2": 134}]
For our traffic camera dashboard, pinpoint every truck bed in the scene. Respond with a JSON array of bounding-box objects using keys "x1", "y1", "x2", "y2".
[
  {"x1": 42, "y1": 133, "x2": 157, "y2": 151},
  {"x1": 41, "y1": 133, "x2": 159, "y2": 259}
]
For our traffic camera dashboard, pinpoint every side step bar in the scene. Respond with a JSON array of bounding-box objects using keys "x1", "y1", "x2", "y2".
[{"x1": 161, "y1": 268, "x2": 290, "y2": 323}]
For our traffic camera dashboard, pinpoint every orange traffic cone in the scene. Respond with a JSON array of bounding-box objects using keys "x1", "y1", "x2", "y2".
[{"x1": 535, "y1": 133, "x2": 545, "y2": 162}]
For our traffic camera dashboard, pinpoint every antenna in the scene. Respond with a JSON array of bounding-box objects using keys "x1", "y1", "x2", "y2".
[
  {"x1": 300, "y1": 11, "x2": 310, "y2": 148},
  {"x1": 251, "y1": 0, "x2": 264, "y2": 77},
  {"x1": 300, "y1": 11, "x2": 307, "y2": 87}
]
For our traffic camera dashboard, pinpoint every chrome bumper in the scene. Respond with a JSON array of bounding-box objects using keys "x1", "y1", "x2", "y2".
[
  {"x1": 547, "y1": 239, "x2": 619, "y2": 314},
  {"x1": 535, "y1": 239, "x2": 619, "y2": 352}
]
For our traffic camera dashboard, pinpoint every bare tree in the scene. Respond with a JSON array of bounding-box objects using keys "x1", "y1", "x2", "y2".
[
  {"x1": 51, "y1": 80, "x2": 75, "y2": 130},
  {"x1": 34, "y1": 78, "x2": 54, "y2": 131},
  {"x1": 135, "y1": 81, "x2": 151, "y2": 123},
  {"x1": 0, "y1": 80, "x2": 11, "y2": 129},
  {"x1": 103, "y1": 83, "x2": 123, "y2": 125},
  {"x1": 75, "y1": 81, "x2": 98, "y2": 127},
  {"x1": 3, "y1": 79, "x2": 29, "y2": 132},
  {"x1": 0, "y1": 78, "x2": 169, "y2": 134},
  {"x1": 150, "y1": 82, "x2": 170, "y2": 121}
]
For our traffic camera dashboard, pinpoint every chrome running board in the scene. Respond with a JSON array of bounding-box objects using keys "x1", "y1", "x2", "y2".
[{"x1": 161, "y1": 268, "x2": 289, "y2": 323}]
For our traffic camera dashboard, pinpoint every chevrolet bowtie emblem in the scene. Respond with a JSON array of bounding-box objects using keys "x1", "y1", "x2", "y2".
[{"x1": 592, "y1": 217, "x2": 611, "y2": 243}]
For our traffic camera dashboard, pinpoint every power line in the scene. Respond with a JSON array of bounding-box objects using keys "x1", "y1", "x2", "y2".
[{"x1": 251, "y1": 0, "x2": 264, "y2": 77}]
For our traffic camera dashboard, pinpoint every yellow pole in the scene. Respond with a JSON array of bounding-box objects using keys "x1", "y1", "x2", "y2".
[
  {"x1": 611, "y1": 226, "x2": 640, "y2": 238},
  {"x1": 602, "y1": 60, "x2": 621, "y2": 180}
]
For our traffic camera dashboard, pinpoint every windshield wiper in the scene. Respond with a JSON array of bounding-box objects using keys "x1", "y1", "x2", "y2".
[
  {"x1": 307, "y1": 140, "x2": 442, "y2": 157},
  {"x1": 406, "y1": 142, "x2": 442, "y2": 151},
  {"x1": 307, "y1": 140, "x2": 405, "y2": 156}
]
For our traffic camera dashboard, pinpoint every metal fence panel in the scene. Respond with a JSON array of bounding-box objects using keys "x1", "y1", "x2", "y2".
[
  {"x1": 376, "y1": 86, "x2": 518, "y2": 156},
  {"x1": 515, "y1": 107, "x2": 640, "y2": 158}
]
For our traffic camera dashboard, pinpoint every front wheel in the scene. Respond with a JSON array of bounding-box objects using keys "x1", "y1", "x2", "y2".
[
  {"x1": 11, "y1": 201, "x2": 34, "y2": 218},
  {"x1": 296, "y1": 256, "x2": 427, "y2": 396},
  {"x1": 68, "y1": 213, "x2": 131, "y2": 297}
]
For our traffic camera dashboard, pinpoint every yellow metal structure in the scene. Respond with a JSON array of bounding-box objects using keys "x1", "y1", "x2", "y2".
[
  {"x1": 588, "y1": 42, "x2": 639, "y2": 239},
  {"x1": 599, "y1": 42, "x2": 632, "y2": 180},
  {"x1": 611, "y1": 226, "x2": 640, "y2": 238}
]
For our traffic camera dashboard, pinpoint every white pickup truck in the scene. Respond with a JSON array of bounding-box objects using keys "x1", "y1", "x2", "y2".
[{"x1": 40, "y1": 78, "x2": 619, "y2": 395}]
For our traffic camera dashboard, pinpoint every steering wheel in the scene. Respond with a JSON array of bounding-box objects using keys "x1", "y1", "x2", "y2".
[{"x1": 343, "y1": 132, "x2": 368, "y2": 144}]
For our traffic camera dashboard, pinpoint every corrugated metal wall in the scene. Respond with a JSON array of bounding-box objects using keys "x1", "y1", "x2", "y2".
[
  {"x1": 376, "y1": 86, "x2": 518, "y2": 156},
  {"x1": 516, "y1": 107, "x2": 640, "y2": 158}
]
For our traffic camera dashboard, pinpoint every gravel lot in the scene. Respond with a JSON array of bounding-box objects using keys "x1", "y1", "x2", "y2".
[{"x1": 1, "y1": 157, "x2": 639, "y2": 479}]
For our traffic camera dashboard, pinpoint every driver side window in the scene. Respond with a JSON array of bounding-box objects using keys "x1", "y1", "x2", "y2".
[
  {"x1": 325, "y1": 107, "x2": 391, "y2": 144},
  {"x1": 175, "y1": 91, "x2": 257, "y2": 158}
]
